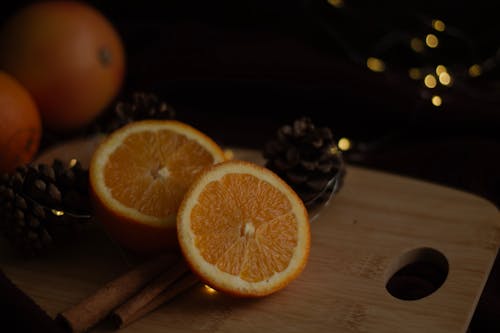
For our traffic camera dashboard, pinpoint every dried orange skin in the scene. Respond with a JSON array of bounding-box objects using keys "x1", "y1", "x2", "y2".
[
  {"x1": 89, "y1": 120, "x2": 226, "y2": 254},
  {"x1": 178, "y1": 160, "x2": 310, "y2": 297}
]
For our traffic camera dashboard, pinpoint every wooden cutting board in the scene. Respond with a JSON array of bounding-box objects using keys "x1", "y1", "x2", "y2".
[{"x1": 1, "y1": 137, "x2": 499, "y2": 333}]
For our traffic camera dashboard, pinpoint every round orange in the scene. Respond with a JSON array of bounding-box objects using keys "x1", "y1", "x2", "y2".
[
  {"x1": 177, "y1": 160, "x2": 310, "y2": 297},
  {"x1": 0, "y1": 1, "x2": 125, "y2": 131},
  {"x1": 89, "y1": 120, "x2": 226, "y2": 254},
  {"x1": 0, "y1": 71, "x2": 41, "y2": 173}
]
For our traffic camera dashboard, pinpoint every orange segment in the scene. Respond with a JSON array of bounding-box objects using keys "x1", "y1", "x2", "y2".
[
  {"x1": 89, "y1": 120, "x2": 226, "y2": 253},
  {"x1": 177, "y1": 160, "x2": 310, "y2": 297}
]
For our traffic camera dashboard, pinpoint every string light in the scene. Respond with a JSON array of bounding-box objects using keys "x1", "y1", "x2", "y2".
[
  {"x1": 410, "y1": 38, "x2": 425, "y2": 53},
  {"x1": 408, "y1": 68, "x2": 422, "y2": 80},
  {"x1": 432, "y1": 19, "x2": 446, "y2": 32},
  {"x1": 327, "y1": 0, "x2": 344, "y2": 8},
  {"x1": 224, "y1": 149, "x2": 234, "y2": 160},
  {"x1": 338, "y1": 138, "x2": 351, "y2": 151},
  {"x1": 51, "y1": 209, "x2": 65, "y2": 216},
  {"x1": 431, "y1": 95, "x2": 442, "y2": 107},
  {"x1": 468, "y1": 64, "x2": 482, "y2": 77},
  {"x1": 425, "y1": 34, "x2": 439, "y2": 48},
  {"x1": 435, "y1": 65, "x2": 447, "y2": 75},
  {"x1": 424, "y1": 74, "x2": 437, "y2": 88},
  {"x1": 329, "y1": 146, "x2": 340, "y2": 155},
  {"x1": 318, "y1": 5, "x2": 500, "y2": 114},
  {"x1": 438, "y1": 72, "x2": 451, "y2": 85},
  {"x1": 366, "y1": 57, "x2": 385, "y2": 72},
  {"x1": 204, "y1": 285, "x2": 217, "y2": 295}
]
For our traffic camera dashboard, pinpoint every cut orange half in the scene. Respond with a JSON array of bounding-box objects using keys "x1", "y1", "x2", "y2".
[
  {"x1": 177, "y1": 160, "x2": 310, "y2": 297},
  {"x1": 89, "y1": 120, "x2": 226, "y2": 253}
]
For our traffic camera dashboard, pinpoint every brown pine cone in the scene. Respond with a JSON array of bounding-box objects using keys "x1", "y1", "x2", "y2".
[
  {"x1": 263, "y1": 117, "x2": 345, "y2": 213},
  {"x1": 88, "y1": 91, "x2": 176, "y2": 134},
  {"x1": 0, "y1": 160, "x2": 91, "y2": 256}
]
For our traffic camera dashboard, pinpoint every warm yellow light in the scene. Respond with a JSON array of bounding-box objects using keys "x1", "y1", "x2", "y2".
[
  {"x1": 329, "y1": 146, "x2": 339, "y2": 155},
  {"x1": 410, "y1": 38, "x2": 424, "y2": 53},
  {"x1": 338, "y1": 137, "x2": 351, "y2": 151},
  {"x1": 424, "y1": 74, "x2": 437, "y2": 88},
  {"x1": 366, "y1": 57, "x2": 385, "y2": 72},
  {"x1": 224, "y1": 149, "x2": 234, "y2": 160},
  {"x1": 408, "y1": 68, "x2": 422, "y2": 80},
  {"x1": 431, "y1": 95, "x2": 442, "y2": 107},
  {"x1": 51, "y1": 209, "x2": 65, "y2": 216},
  {"x1": 432, "y1": 19, "x2": 446, "y2": 32},
  {"x1": 435, "y1": 65, "x2": 447, "y2": 75},
  {"x1": 327, "y1": 0, "x2": 344, "y2": 8},
  {"x1": 69, "y1": 158, "x2": 78, "y2": 168},
  {"x1": 425, "y1": 34, "x2": 439, "y2": 48},
  {"x1": 439, "y1": 72, "x2": 451, "y2": 85},
  {"x1": 468, "y1": 64, "x2": 482, "y2": 77},
  {"x1": 204, "y1": 285, "x2": 217, "y2": 294}
]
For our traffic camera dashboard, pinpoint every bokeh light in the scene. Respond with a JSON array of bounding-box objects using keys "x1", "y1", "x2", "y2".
[
  {"x1": 431, "y1": 95, "x2": 442, "y2": 107},
  {"x1": 204, "y1": 285, "x2": 217, "y2": 295},
  {"x1": 435, "y1": 65, "x2": 447, "y2": 76},
  {"x1": 327, "y1": 0, "x2": 344, "y2": 8},
  {"x1": 366, "y1": 57, "x2": 385, "y2": 72},
  {"x1": 338, "y1": 138, "x2": 351, "y2": 151},
  {"x1": 408, "y1": 68, "x2": 422, "y2": 80},
  {"x1": 424, "y1": 74, "x2": 437, "y2": 88},
  {"x1": 425, "y1": 34, "x2": 439, "y2": 48},
  {"x1": 468, "y1": 64, "x2": 482, "y2": 77},
  {"x1": 439, "y1": 72, "x2": 451, "y2": 85},
  {"x1": 432, "y1": 19, "x2": 446, "y2": 32},
  {"x1": 410, "y1": 38, "x2": 424, "y2": 53}
]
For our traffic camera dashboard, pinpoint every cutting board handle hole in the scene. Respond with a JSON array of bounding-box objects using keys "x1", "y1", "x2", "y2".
[{"x1": 385, "y1": 247, "x2": 448, "y2": 301}]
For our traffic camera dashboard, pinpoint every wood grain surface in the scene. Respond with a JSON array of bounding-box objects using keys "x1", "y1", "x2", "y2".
[{"x1": 1, "y1": 138, "x2": 499, "y2": 332}]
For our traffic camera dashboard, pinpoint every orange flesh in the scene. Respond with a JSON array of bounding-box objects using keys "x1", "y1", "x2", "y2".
[
  {"x1": 191, "y1": 173, "x2": 298, "y2": 282},
  {"x1": 104, "y1": 129, "x2": 216, "y2": 218}
]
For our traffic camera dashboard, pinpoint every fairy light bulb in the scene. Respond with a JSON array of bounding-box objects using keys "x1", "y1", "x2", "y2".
[
  {"x1": 51, "y1": 209, "x2": 65, "y2": 216},
  {"x1": 338, "y1": 138, "x2": 351, "y2": 151},
  {"x1": 204, "y1": 285, "x2": 217, "y2": 295},
  {"x1": 431, "y1": 95, "x2": 442, "y2": 107},
  {"x1": 327, "y1": 0, "x2": 344, "y2": 8},
  {"x1": 468, "y1": 64, "x2": 482, "y2": 77},
  {"x1": 439, "y1": 72, "x2": 451, "y2": 86},
  {"x1": 424, "y1": 74, "x2": 437, "y2": 88},
  {"x1": 366, "y1": 57, "x2": 385, "y2": 72},
  {"x1": 410, "y1": 38, "x2": 424, "y2": 53},
  {"x1": 432, "y1": 19, "x2": 446, "y2": 32},
  {"x1": 425, "y1": 34, "x2": 439, "y2": 48},
  {"x1": 435, "y1": 65, "x2": 447, "y2": 76},
  {"x1": 408, "y1": 68, "x2": 422, "y2": 80}
]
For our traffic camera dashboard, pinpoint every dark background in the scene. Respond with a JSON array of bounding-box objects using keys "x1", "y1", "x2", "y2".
[
  {"x1": 98, "y1": 0, "x2": 500, "y2": 207},
  {"x1": 1, "y1": 1, "x2": 499, "y2": 332}
]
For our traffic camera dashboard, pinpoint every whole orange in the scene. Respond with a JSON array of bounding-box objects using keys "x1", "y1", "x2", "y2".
[
  {"x1": 0, "y1": 1, "x2": 125, "y2": 131},
  {"x1": 0, "y1": 71, "x2": 42, "y2": 173}
]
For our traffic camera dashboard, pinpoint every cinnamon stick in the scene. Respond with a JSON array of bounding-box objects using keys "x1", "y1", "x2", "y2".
[
  {"x1": 57, "y1": 254, "x2": 177, "y2": 333},
  {"x1": 112, "y1": 272, "x2": 200, "y2": 328},
  {"x1": 112, "y1": 259, "x2": 190, "y2": 326}
]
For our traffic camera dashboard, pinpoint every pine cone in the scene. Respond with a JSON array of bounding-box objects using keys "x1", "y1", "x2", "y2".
[
  {"x1": 0, "y1": 160, "x2": 91, "y2": 256},
  {"x1": 263, "y1": 117, "x2": 345, "y2": 212},
  {"x1": 88, "y1": 92, "x2": 176, "y2": 134}
]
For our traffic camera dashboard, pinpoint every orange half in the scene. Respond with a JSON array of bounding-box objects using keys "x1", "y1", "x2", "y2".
[
  {"x1": 89, "y1": 120, "x2": 226, "y2": 253},
  {"x1": 177, "y1": 160, "x2": 310, "y2": 297}
]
